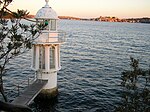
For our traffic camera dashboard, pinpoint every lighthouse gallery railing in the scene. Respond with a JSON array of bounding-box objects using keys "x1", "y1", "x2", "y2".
[{"x1": 42, "y1": 30, "x2": 66, "y2": 43}]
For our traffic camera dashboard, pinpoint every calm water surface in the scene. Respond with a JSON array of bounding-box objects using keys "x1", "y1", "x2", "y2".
[{"x1": 2, "y1": 20, "x2": 150, "y2": 112}]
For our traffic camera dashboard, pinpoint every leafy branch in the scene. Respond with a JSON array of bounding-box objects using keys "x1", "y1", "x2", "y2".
[
  {"x1": 0, "y1": 0, "x2": 43, "y2": 102},
  {"x1": 115, "y1": 57, "x2": 150, "y2": 112}
]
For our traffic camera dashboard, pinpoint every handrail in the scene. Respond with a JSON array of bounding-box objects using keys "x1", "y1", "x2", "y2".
[
  {"x1": 33, "y1": 31, "x2": 66, "y2": 44},
  {"x1": 6, "y1": 70, "x2": 45, "y2": 100},
  {"x1": 5, "y1": 76, "x2": 36, "y2": 102}
]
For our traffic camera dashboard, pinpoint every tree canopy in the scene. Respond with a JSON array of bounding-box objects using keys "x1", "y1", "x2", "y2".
[{"x1": 0, "y1": 0, "x2": 40, "y2": 102}]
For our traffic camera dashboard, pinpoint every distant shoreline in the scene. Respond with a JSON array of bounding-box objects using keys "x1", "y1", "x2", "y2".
[
  {"x1": 2, "y1": 13, "x2": 150, "y2": 24},
  {"x1": 58, "y1": 16, "x2": 150, "y2": 24}
]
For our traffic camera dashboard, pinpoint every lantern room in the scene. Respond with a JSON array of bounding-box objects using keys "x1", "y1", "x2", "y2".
[{"x1": 35, "y1": 0, "x2": 58, "y2": 32}]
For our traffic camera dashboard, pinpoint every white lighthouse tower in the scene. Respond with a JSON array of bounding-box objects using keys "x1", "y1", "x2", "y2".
[{"x1": 31, "y1": 0, "x2": 65, "y2": 99}]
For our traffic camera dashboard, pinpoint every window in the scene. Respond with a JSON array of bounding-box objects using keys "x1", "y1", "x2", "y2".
[
  {"x1": 57, "y1": 46, "x2": 60, "y2": 68},
  {"x1": 39, "y1": 46, "x2": 45, "y2": 69},
  {"x1": 50, "y1": 46, "x2": 55, "y2": 69},
  {"x1": 33, "y1": 46, "x2": 36, "y2": 68},
  {"x1": 44, "y1": 20, "x2": 49, "y2": 30},
  {"x1": 36, "y1": 19, "x2": 49, "y2": 30},
  {"x1": 50, "y1": 20, "x2": 56, "y2": 31}
]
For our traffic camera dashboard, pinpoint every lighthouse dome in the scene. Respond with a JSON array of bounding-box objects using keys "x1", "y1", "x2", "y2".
[{"x1": 35, "y1": 0, "x2": 58, "y2": 19}]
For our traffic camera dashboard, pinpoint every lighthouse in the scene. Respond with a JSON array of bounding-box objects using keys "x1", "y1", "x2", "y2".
[{"x1": 31, "y1": 0, "x2": 65, "y2": 99}]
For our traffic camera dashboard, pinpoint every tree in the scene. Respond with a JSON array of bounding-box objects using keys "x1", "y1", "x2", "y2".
[
  {"x1": 115, "y1": 57, "x2": 150, "y2": 112},
  {"x1": 0, "y1": 0, "x2": 40, "y2": 102}
]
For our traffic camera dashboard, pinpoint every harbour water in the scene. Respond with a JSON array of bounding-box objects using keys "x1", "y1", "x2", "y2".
[{"x1": 2, "y1": 20, "x2": 150, "y2": 111}]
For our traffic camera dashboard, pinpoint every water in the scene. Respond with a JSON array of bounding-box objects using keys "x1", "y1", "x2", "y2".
[{"x1": 2, "y1": 20, "x2": 150, "y2": 112}]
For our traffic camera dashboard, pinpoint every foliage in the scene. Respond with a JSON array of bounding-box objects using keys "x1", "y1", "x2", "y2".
[
  {"x1": 115, "y1": 57, "x2": 150, "y2": 112},
  {"x1": 0, "y1": 0, "x2": 41, "y2": 102}
]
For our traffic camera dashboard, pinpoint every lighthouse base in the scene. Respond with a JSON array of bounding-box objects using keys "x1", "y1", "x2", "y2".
[{"x1": 35, "y1": 87, "x2": 58, "y2": 102}]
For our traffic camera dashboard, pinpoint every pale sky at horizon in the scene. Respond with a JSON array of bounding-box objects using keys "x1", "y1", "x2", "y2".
[{"x1": 8, "y1": 0, "x2": 150, "y2": 18}]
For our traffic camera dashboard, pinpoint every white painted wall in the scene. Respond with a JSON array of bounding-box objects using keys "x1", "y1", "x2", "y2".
[{"x1": 37, "y1": 72, "x2": 57, "y2": 89}]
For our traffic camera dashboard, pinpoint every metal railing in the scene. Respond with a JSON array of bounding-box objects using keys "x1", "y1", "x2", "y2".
[
  {"x1": 57, "y1": 31, "x2": 66, "y2": 43},
  {"x1": 5, "y1": 76, "x2": 36, "y2": 102},
  {"x1": 5, "y1": 69, "x2": 44, "y2": 101},
  {"x1": 33, "y1": 30, "x2": 66, "y2": 44}
]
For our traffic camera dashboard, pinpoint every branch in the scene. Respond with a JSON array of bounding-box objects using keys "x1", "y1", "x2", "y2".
[
  {"x1": 0, "y1": 100, "x2": 32, "y2": 112},
  {"x1": 23, "y1": 18, "x2": 36, "y2": 22}
]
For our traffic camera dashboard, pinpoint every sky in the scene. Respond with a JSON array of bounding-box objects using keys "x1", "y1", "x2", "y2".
[{"x1": 8, "y1": 0, "x2": 150, "y2": 18}]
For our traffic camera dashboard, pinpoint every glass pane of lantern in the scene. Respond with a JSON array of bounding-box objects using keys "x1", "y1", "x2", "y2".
[
  {"x1": 36, "y1": 20, "x2": 45, "y2": 30},
  {"x1": 39, "y1": 46, "x2": 45, "y2": 69},
  {"x1": 50, "y1": 47, "x2": 55, "y2": 69},
  {"x1": 44, "y1": 20, "x2": 49, "y2": 30},
  {"x1": 50, "y1": 20, "x2": 56, "y2": 31}
]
